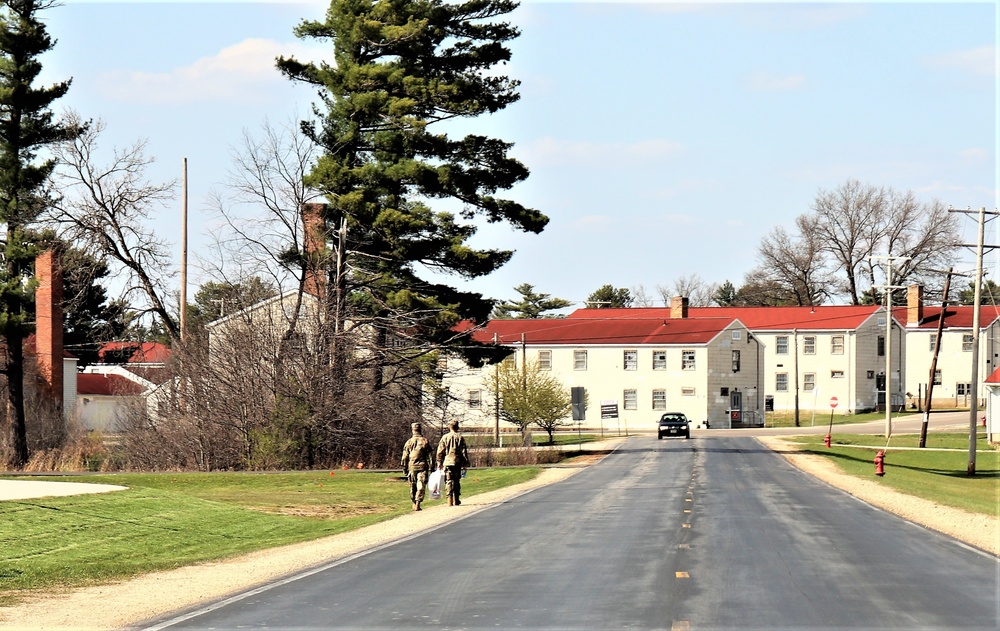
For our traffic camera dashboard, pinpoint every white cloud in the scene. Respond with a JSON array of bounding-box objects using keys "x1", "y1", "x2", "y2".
[
  {"x1": 519, "y1": 136, "x2": 683, "y2": 168},
  {"x1": 746, "y1": 71, "x2": 807, "y2": 92},
  {"x1": 97, "y1": 39, "x2": 323, "y2": 106},
  {"x1": 923, "y1": 46, "x2": 998, "y2": 77}
]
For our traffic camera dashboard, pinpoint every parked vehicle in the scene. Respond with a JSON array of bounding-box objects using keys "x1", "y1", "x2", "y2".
[{"x1": 657, "y1": 413, "x2": 690, "y2": 439}]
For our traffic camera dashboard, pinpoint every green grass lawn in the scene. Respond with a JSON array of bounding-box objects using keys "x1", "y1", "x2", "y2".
[
  {"x1": 786, "y1": 432, "x2": 1000, "y2": 516},
  {"x1": 0, "y1": 467, "x2": 539, "y2": 600}
]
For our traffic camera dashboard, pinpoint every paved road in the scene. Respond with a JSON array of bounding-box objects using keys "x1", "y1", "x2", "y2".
[{"x1": 147, "y1": 435, "x2": 999, "y2": 631}]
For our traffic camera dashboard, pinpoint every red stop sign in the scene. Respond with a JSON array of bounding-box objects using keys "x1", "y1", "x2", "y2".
[{"x1": 830, "y1": 396, "x2": 839, "y2": 409}]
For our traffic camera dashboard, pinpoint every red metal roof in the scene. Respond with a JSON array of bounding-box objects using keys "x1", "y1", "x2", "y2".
[
  {"x1": 984, "y1": 367, "x2": 1000, "y2": 384},
  {"x1": 471, "y1": 317, "x2": 740, "y2": 346},
  {"x1": 98, "y1": 341, "x2": 171, "y2": 364},
  {"x1": 568, "y1": 306, "x2": 882, "y2": 331},
  {"x1": 77, "y1": 373, "x2": 147, "y2": 396},
  {"x1": 895, "y1": 305, "x2": 1000, "y2": 329}
]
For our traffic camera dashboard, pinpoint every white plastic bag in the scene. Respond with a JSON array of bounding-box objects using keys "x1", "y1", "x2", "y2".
[{"x1": 428, "y1": 469, "x2": 443, "y2": 499}]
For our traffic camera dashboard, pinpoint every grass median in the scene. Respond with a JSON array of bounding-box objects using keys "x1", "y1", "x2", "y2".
[
  {"x1": 0, "y1": 466, "x2": 539, "y2": 602},
  {"x1": 784, "y1": 431, "x2": 1000, "y2": 516}
]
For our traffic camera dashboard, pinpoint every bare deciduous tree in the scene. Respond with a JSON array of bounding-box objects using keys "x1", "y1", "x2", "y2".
[
  {"x1": 50, "y1": 112, "x2": 180, "y2": 340},
  {"x1": 747, "y1": 214, "x2": 831, "y2": 306},
  {"x1": 811, "y1": 179, "x2": 958, "y2": 304}
]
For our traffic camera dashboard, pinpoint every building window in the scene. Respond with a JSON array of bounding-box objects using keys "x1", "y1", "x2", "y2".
[
  {"x1": 502, "y1": 354, "x2": 516, "y2": 367},
  {"x1": 538, "y1": 350, "x2": 552, "y2": 371},
  {"x1": 877, "y1": 336, "x2": 885, "y2": 357},
  {"x1": 623, "y1": 350, "x2": 637, "y2": 371},
  {"x1": 963, "y1": 334, "x2": 974, "y2": 352},
  {"x1": 682, "y1": 350, "x2": 696, "y2": 370},
  {"x1": 803, "y1": 373, "x2": 816, "y2": 392},
  {"x1": 929, "y1": 334, "x2": 937, "y2": 352},
  {"x1": 681, "y1": 387, "x2": 696, "y2": 396},
  {"x1": 731, "y1": 330, "x2": 742, "y2": 341},
  {"x1": 933, "y1": 369, "x2": 942, "y2": 385},
  {"x1": 732, "y1": 350, "x2": 741, "y2": 372},
  {"x1": 437, "y1": 356, "x2": 448, "y2": 371},
  {"x1": 831, "y1": 370, "x2": 845, "y2": 379},
  {"x1": 574, "y1": 350, "x2": 587, "y2": 370},
  {"x1": 803, "y1": 336, "x2": 816, "y2": 355},
  {"x1": 831, "y1": 335, "x2": 844, "y2": 355},
  {"x1": 877, "y1": 317, "x2": 886, "y2": 327},
  {"x1": 652, "y1": 350, "x2": 667, "y2": 370},
  {"x1": 623, "y1": 389, "x2": 637, "y2": 410},
  {"x1": 468, "y1": 389, "x2": 482, "y2": 409},
  {"x1": 652, "y1": 389, "x2": 667, "y2": 410},
  {"x1": 776, "y1": 336, "x2": 789, "y2": 355},
  {"x1": 776, "y1": 372, "x2": 789, "y2": 392}
]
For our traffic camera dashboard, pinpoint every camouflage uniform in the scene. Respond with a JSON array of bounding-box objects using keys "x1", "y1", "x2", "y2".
[
  {"x1": 436, "y1": 421, "x2": 470, "y2": 506},
  {"x1": 401, "y1": 423, "x2": 433, "y2": 511}
]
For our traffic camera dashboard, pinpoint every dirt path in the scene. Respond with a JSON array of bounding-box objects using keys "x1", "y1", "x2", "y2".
[{"x1": 1, "y1": 437, "x2": 996, "y2": 630}]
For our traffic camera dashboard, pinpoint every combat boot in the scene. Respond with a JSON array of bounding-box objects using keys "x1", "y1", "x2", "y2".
[
  {"x1": 448, "y1": 495, "x2": 454, "y2": 506},
  {"x1": 415, "y1": 501, "x2": 421, "y2": 511}
]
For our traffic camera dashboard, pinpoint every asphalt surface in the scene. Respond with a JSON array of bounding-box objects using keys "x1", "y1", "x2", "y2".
[{"x1": 144, "y1": 432, "x2": 999, "y2": 631}]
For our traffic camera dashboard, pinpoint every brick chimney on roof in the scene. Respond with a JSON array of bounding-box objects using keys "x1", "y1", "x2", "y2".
[
  {"x1": 302, "y1": 203, "x2": 328, "y2": 299},
  {"x1": 670, "y1": 296, "x2": 689, "y2": 319},
  {"x1": 35, "y1": 248, "x2": 64, "y2": 405},
  {"x1": 906, "y1": 284, "x2": 923, "y2": 327}
]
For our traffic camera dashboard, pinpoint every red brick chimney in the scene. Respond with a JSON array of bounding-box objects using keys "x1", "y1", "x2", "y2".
[
  {"x1": 670, "y1": 296, "x2": 689, "y2": 319},
  {"x1": 906, "y1": 284, "x2": 923, "y2": 327},
  {"x1": 302, "y1": 203, "x2": 327, "y2": 299},
  {"x1": 35, "y1": 248, "x2": 64, "y2": 405}
]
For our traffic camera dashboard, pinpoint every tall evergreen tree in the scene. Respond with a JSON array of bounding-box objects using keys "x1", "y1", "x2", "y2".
[
  {"x1": 0, "y1": 0, "x2": 80, "y2": 466},
  {"x1": 586, "y1": 284, "x2": 634, "y2": 309},
  {"x1": 278, "y1": 0, "x2": 546, "y2": 379},
  {"x1": 492, "y1": 283, "x2": 572, "y2": 319}
]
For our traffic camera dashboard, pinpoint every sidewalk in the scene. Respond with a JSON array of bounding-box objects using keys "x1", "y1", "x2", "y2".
[{"x1": 0, "y1": 479, "x2": 127, "y2": 501}]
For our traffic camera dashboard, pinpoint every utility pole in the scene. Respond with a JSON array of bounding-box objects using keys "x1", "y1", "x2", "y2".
[
  {"x1": 919, "y1": 268, "x2": 953, "y2": 448},
  {"x1": 950, "y1": 206, "x2": 1000, "y2": 476},
  {"x1": 871, "y1": 254, "x2": 908, "y2": 437},
  {"x1": 179, "y1": 157, "x2": 188, "y2": 342}
]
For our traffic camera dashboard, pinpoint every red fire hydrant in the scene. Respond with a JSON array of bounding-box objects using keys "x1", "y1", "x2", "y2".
[
  {"x1": 874, "y1": 450, "x2": 886, "y2": 477},
  {"x1": 824, "y1": 434, "x2": 831, "y2": 449}
]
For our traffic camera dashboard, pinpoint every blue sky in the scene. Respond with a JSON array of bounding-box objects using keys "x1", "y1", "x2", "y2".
[{"x1": 40, "y1": 1, "x2": 998, "y2": 310}]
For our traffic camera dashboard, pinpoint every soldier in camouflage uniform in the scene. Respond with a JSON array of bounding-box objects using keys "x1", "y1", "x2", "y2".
[
  {"x1": 436, "y1": 420, "x2": 470, "y2": 506},
  {"x1": 401, "y1": 422, "x2": 433, "y2": 511}
]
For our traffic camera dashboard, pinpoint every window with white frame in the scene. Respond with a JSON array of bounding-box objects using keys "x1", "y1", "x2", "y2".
[
  {"x1": 731, "y1": 330, "x2": 742, "y2": 341},
  {"x1": 652, "y1": 389, "x2": 667, "y2": 410},
  {"x1": 732, "y1": 350, "x2": 741, "y2": 372},
  {"x1": 957, "y1": 383, "x2": 971, "y2": 395},
  {"x1": 623, "y1": 389, "x2": 637, "y2": 410},
  {"x1": 624, "y1": 350, "x2": 638, "y2": 371},
  {"x1": 803, "y1": 373, "x2": 816, "y2": 392},
  {"x1": 831, "y1": 370, "x2": 845, "y2": 378},
  {"x1": 776, "y1": 372, "x2": 789, "y2": 392},
  {"x1": 468, "y1": 389, "x2": 482, "y2": 409},
  {"x1": 538, "y1": 350, "x2": 552, "y2": 371},
  {"x1": 574, "y1": 350, "x2": 588, "y2": 370},
  {"x1": 681, "y1": 387, "x2": 696, "y2": 396},
  {"x1": 963, "y1": 334, "x2": 974, "y2": 352},
  {"x1": 682, "y1": 350, "x2": 696, "y2": 370},
  {"x1": 803, "y1": 336, "x2": 816, "y2": 355},
  {"x1": 933, "y1": 369, "x2": 942, "y2": 385},
  {"x1": 831, "y1": 335, "x2": 844, "y2": 355},
  {"x1": 929, "y1": 334, "x2": 937, "y2": 352},
  {"x1": 776, "y1": 336, "x2": 789, "y2": 354},
  {"x1": 877, "y1": 336, "x2": 885, "y2": 357},
  {"x1": 437, "y1": 356, "x2": 448, "y2": 371},
  {"x1": 652, "y1": 350, "x2": 667, "y2": 370}
]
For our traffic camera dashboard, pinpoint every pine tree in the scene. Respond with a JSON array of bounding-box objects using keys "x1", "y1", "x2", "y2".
[
  {"x1": 0, "y1": 0, "x2": 80, "y2": 465},
  {"x1": 492, "y1": 283, "x2": 572, "y2": 319},
  {"x1": 277, "y1": 0, "x2": 545, "y2": 379}
]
